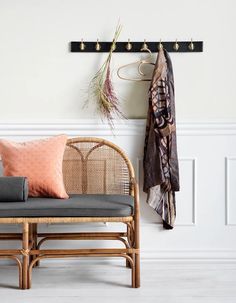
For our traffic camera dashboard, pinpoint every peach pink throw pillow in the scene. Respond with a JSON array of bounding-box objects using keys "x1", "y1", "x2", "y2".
[{"x1": 0, "y1": 135, "x2": 69, "y2": 199}]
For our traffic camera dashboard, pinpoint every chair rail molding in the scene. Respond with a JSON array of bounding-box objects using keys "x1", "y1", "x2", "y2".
[
  {"x1": 0, "y1": 119, "x2": 236, "y2": 137},
  {"x1": 1, "y1": 119, "x2": 236, "y2": 261}
]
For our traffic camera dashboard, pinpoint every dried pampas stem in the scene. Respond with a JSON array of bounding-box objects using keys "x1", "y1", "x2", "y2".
[{"x1": 88, "y1": 23, "x2": 125, "y2": 128}]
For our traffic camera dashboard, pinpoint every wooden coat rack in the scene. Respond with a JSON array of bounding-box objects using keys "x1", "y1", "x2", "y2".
[{"x1": 70, "y1": 40, "x2": 203, "y2": 53}]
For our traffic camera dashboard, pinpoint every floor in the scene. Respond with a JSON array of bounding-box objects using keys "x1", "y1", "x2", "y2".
[{"x1": 0, "y1": 260, "x2": 236, "y2": 303}]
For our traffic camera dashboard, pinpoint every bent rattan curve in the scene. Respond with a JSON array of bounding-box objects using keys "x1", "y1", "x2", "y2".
[{"x1": 0, "y1": 137, "x2": 140, "y2": 289}]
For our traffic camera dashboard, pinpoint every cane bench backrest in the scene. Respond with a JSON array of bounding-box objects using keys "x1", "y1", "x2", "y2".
[{"x1": 63, "y1": 137, "x2": 134, "y2": 195}]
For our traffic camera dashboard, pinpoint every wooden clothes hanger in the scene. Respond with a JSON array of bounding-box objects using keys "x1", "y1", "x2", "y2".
[{"x1": 117, "y1": 48, "x2": 155, "y2": 81}]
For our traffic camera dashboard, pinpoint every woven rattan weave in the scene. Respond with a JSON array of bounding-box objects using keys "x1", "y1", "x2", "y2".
[{"x1": 0, "y1": 137, "x2": 140, "y2": 289}]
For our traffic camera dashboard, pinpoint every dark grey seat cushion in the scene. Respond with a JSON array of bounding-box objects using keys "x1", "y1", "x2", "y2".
[{"x1": 0, "y1": 194, "x2": 134, "y2": 217}]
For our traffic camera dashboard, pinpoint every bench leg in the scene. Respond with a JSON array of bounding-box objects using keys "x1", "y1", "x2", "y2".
[
  {"x1": 135, "y1": 253, "x2": 140, "y2": 288},
  {"x1": 126, "y1": 222, "x2": 133, "y2": 268},
  {"x1": 22, "y1": 222, "x2": 29, "y2": 290},
  {"x1": 134, "y1": 181, "x2": 140, "y2": 288},
  {"x1": 31, "y1": 224, "x2": 39, "y2": 267},
  {"x1": 29, "y1": 224, "x2": 33, "y2": 264},
  {"x1": 134, "y1": 221, "x2": 140, "y2": 288}
]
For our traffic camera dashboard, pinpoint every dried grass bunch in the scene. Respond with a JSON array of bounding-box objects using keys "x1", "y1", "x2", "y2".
[{"x1": 88, "y1": 24, "x2": 125, "y2": 128}]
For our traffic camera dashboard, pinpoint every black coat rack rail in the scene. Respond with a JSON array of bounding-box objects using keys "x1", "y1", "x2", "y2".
[{"x1": 70, "y1": 40, "x2": 203, "y2": 53}]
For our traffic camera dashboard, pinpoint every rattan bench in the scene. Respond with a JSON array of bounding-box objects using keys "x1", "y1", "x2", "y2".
[{"x1": 0, "y1": 137, "x2": 140, "y2": 289}]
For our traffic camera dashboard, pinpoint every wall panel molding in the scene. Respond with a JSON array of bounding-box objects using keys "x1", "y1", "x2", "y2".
[
  {"x1": 176, "y1": 158, "x2": 197, "y2": 226},
  {"x1": 1, "y1": 120, "x2": 236, "y2": 261},
  {"x1": 137, "y1": 157, "x2": 197, "y2": 227},
  {"x1": 225, "y1": 157, "x2": 236, "y2": 226},
  {"x1": 0, "y1": 120, "x2": 236, "y2": 137}
]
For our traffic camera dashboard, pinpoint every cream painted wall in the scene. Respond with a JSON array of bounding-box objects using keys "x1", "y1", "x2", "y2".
[{"x1": 0, "y1": 0, "x2": 235, "y2": 121}]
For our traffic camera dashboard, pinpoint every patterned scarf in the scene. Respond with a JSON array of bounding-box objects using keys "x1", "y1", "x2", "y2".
[{"x1": 143, "y1": 48, "x2": 180, "y2": 229}]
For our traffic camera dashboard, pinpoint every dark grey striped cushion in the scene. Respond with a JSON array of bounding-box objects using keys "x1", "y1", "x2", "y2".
[{"x1": 0, "y1": 194, "x2": 134, "y2": 217}]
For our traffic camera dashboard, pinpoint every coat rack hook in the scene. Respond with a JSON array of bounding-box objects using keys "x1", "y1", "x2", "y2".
[
  {"x1": 80, "y1": 39, "x2": 86, "y2": 51},
  {"x1": 126, "y1": 39, "x2": 132, "y2": 51},
  {"x1": 95, "y1": 39, "x2": 101, "y2": 51},
  {"x1": 188, "y1": 38, "x2": 195, "y2": 51},
  {"x1": 142, "y1": 39, "x2": 148, "y2": 50},
  {"x1": 158, "y1": 39, "x2": 163, "y2": 50},
  {"x1": 173, "y1": 39, "x2": 179, "y2": 51}
]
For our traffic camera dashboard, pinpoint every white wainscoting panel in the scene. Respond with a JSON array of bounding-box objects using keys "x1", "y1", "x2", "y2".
[
  {"x1": 0, "y1": 119, "x2": 236, "y2": 261},
  {"x1": 175, "y1": 158, "x2": 197, "y2": 226}
]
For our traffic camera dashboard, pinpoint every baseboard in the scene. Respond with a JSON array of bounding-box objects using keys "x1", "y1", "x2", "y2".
[{"x1": 141, "y1": 249, "x2": 236, "y2": 262}]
